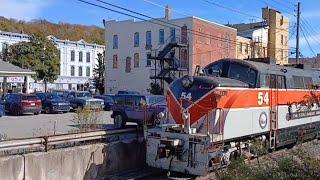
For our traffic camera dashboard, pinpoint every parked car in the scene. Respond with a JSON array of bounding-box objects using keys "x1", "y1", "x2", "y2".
[
  {"x1": 0, "y1": 104, "x2": 4, "y2": 117},
  {"x1": 111, "y1": 94, "x2": 167, "y2": 128},
  {"x1": 117, "y1": 90, "x2": 140, "y2": 95},
  {"x1": 34, "y1": 93, "x2": 70, "y2": 114},
  {"x1": 52, "y1": 90, "x2": 70, "y2": 99},
  {"x1": 1, "y1": 93, "x2": 42, "y2": 116},
  {"x1": 93, "y1": 94, "x2": 114, "y2": 111},
  {"x1": 64, "y1": 91, "x2": 104, "y2": 111}
]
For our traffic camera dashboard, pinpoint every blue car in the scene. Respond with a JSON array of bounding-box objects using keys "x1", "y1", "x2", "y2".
[{"x1": 0, "y1": 104, "x2": 4, "y2": 117}]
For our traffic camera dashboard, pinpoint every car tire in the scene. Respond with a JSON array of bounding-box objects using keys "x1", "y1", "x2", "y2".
[
  {"x1": 11, "y1": 105, "x2": 21, "y2": 116},
  {"x1": 44, "y1": 106, "x2": 51, "y2": 114},
  {"x1": 77, "y1": 105, "x2": 83, "y2": 112},
  {"x1": 34, "y1": 112, "x2": 40, "y2": 115},
  {"x1": 114, "y1": 114, "x2": 126, "y2": 129}
]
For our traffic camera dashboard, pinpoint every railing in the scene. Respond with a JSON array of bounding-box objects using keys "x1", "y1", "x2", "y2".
[{"x1": 0, "y1": 128, "x2": 141, "y2": 153}]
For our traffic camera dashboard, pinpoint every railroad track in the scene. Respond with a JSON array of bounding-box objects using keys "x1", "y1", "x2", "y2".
[{"x1": 0, "y1": 127, "x2": 142, "y2": 156}]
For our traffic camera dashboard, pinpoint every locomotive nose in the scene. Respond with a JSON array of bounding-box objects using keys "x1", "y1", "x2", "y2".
[{"x1": 167, "y1": 76, "x2": 218, "y2": 125}]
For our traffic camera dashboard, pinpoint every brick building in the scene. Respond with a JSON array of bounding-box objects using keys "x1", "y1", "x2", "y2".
[{"x1": 103, "y1": 7, "x2": 237, "y2": 94}]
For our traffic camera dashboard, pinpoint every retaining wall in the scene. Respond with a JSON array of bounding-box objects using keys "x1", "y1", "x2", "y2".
[{"x1": 0, "y1": 138, "x2": 145, "y2": 180}]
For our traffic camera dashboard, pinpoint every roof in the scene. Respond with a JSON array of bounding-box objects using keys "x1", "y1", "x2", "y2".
[
  {"x1": 0, "y1": 61, "x2": 36, "y2": 76},
  {"x1": 205, "y1": 58, "x2": 313, "y2": 77}
]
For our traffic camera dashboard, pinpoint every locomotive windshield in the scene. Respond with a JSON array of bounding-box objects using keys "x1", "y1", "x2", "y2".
[{"x1": 204, "y1": 60, "x2": 258, "y2": 88}]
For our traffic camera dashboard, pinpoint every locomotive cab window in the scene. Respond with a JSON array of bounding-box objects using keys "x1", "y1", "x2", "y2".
[
  {"x1": 228, "y1": 63, "x2": 257, "y2": 88},
  {"x1": 205, "y1": 61, "x2": 224, "y2": 77},
  {"x1": 260, "y1": 74, "x2": 286, "y2": 89}
]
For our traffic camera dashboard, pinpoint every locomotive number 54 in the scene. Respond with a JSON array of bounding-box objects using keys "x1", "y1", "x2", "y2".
[{"x1": 258, "y1": 92, "x2": 269, "y2": 105}]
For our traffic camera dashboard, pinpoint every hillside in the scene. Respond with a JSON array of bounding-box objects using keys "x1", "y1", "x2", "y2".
[{"x1": 0, "y1": 17, "x2": 105, "y2": 45}]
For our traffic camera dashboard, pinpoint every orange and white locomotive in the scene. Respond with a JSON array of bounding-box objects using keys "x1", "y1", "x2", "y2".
[{"x1": 145, "y1": 58, "x2": 320, "y2": 176}]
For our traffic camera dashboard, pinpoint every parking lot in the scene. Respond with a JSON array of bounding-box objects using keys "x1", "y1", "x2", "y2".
[{"x1": 0, "y1": 111, "x2": 115, "y2": 139}]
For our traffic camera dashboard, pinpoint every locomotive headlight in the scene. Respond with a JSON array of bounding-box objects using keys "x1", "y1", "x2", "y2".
[{"x1": 181, "y1": 75, "x2": 194, "y2": 88}]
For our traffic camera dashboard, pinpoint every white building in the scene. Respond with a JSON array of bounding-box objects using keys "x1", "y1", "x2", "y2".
[
  {"x1": 0, "y1": 30, "x2": 104, "y2": 92},
  {"x1": 46, "y1": 35, "x2": 104, "y2": 91}
]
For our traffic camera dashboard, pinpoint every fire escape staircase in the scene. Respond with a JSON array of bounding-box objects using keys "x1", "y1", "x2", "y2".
[{"x1": 149, "y1": 37, "x2": 188, "y2": 84}]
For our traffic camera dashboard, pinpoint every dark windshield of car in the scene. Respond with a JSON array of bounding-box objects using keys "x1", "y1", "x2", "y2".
[
  {"x1": 104, "y1": 96, "x2": 114, "y2": 102},
  {"x1": 46, "y1": 94, "x2": 62, "y2": 100},
  {"x1": 22, "y1": 95, "x2": 39, "y2": 101},
  {"x1": 76, "y1": 92, "x2": 92, "y2": 98},
  {"x1": 146, "y1": 96, "x2": 166, "y2": 105}
]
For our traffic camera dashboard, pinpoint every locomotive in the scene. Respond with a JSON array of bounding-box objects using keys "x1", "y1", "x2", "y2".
[{"x1": 145, "y1": 58, "x2": 320, "y2": 176}]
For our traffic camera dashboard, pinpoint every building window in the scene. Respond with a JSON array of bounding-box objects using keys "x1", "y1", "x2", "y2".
[
  {"x1": 281, "y1": 34, "x2": 284, "y2": 45},
  {"x1": 86, "y1": 67, "x2": 90, "y2": 77},
  {"x1": 78, "y1": 66, "x2": 83, "y2": 76},
  {"x1": 113, "y1": 35, "x2": 118, "y2": 49},
  {"x1": 170, "y1": 28, "x2": 175, "y2": 42},
  {"x1": 245, "y1": 44, "x2": 249, "y2": 54},
  {"x1": 79, "y1": 51, "x2": 83, "y2": 62},
  {"x1": 146, "y1": 31, "x2": 152, "y2": 46},
  {"x1": 181, "y1": 25, "x2": 188, "y2": 44},
  {"x1": 125, "y1": 57, "x2": 131, "y2": 73},
  {"x1": 86, "y1": 52, "x2": 90, "y2": 63},
  {"x1": 134, "y1": 32, "x2": 139, "y2": 47},
  {"x1": 134, "y1": 53, "x2": 139, "y2": 67},
  {"x1": 159, "y1": 29, "x2": 164, "y2": 45},
  {"x1": 71, "y1": 50, "x2": 75, "y2": 61},
  {"x1": 225, "y1": 35, "x2": 229, "y2": 48},
  {"x1": 239, "y1": 42, "x2": 243, "y2": 53},
  {"x1": 71, "y1": 66, "x2": 75, "y2": 76},
  {"x1": 113, "y1": 55, "x2": 118, "y2": 68},
  {"x1": 146, "y1": 53, "x2": 151, "y2": 67},
  {"x1": 181, "y1": 49, "x2": 188, "y2": 68}
]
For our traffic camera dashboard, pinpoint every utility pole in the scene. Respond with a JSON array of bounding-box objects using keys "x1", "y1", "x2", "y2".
[{"x1": 296, "y1": 2, "x2": 301, "y2": 64}]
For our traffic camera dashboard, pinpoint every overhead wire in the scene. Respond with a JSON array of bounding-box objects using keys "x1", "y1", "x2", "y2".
[
  {"x1": 78, "y1": 0, "x2": 294, "y2": 52},
  {"x1": 300, "y1": 26, "x2": 317, "y2": 58},
  {"x1": 200, "y1": 0, "x2": 293, "y2": 23},
  {"x1": 141, "y1": 0, "x2": 296, "y2": 50}
]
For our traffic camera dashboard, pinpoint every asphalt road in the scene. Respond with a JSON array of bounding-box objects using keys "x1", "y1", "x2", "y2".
[{"x1": 0, "y1": 111, "x2": 116, "y2": 139}]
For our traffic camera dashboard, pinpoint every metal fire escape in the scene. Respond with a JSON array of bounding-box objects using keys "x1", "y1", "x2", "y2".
[{"x1": 148, "y1": 36, "x2": 189, "y2": 94}]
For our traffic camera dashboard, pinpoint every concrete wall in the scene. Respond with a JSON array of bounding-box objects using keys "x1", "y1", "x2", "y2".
[
  {"x1": 0, "y1": 138, "x2": 145, "y2": 180},
  {"x1": 0, "y1": 155, "x2": 24, "y2": 180}
]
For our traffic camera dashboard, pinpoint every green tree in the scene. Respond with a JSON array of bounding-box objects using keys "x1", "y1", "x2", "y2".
[
  {"x1": 93, "y1": 53, "x2": 105, "y2": 95},
  {"x1": 9, "y1": 34, "x2": 60, "y2": 92},
  {"x1": 148, "y1": 82, "x2": 163, "y2": 95}
]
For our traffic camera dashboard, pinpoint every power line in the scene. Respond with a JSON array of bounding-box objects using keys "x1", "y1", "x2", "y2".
[
  {"x1": 143, "y1": 0, "x2": 190, "y2": 17},
  {"x1": 201, "y1": 0, "x2": 291, "y2": 23},
  {"x1": 282, "y1": 0, "x2": 297, "y2": 6},
  {"x1": 269, "y1": 0, "x2": 296, "y2": 11},
  {"x1": 140, "y1": 0, "x2": 296, "y2": 49},
  {"x1": 78, "y1": 0, "x2": 295, "y2": 54},
  {"x1": 300, "y1": 26, "x2": 317, "y2": 58},
  {"x1": 275, "y1": 24, "x2": 297, "y2": 56},
  {"x1": 300, "y1": 17, "x2": 320, "y2": 44}
]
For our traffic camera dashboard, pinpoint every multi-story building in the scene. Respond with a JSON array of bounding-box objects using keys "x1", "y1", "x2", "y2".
[
  {"x1": 46, "y1": 35, "x2": 104, "y2": 91},
  {"x1": 230, "y1": 7, "x2": 290, "y2": 64},
  {"x1": 0, "y1": 31, "x2": 104, "y2": 92},
  {"x1": 103, "y1": 7, "x2": 237, "y2": 94}
]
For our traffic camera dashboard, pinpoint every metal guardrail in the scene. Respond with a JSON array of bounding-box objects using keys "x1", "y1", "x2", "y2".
[{"x1": 0, "y1": 128, "x2": 141, "y2": 152}]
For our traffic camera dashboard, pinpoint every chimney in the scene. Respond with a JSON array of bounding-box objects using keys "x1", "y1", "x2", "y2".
[{"x1": 165, "y1": 6, "x2": 172, "y2": 20}]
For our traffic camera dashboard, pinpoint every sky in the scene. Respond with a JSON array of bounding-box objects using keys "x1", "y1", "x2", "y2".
[{"x1": 0, "y1": 0, "x2": 319, "y2": 58}]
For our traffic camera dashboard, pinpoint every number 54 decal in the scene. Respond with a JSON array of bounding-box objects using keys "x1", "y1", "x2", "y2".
[{"x1": 258, "y1": 92, "x2": 269, "y2": 105}]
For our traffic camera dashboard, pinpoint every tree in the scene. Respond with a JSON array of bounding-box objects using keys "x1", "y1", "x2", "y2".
[
  {"x1": 9, "y1": 34, "x2": 60, "y2": 92},
  {"x1": 93, "y1": 53, "x2": 105, "y2": 95},
  {"x1": 148, "y1": 82, "x2": 163, "y2": 95}
]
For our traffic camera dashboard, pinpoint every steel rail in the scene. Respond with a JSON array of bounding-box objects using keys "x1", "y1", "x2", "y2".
[{"x1": 0, "y1": 128, "x2": 141, "y2": 152}]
